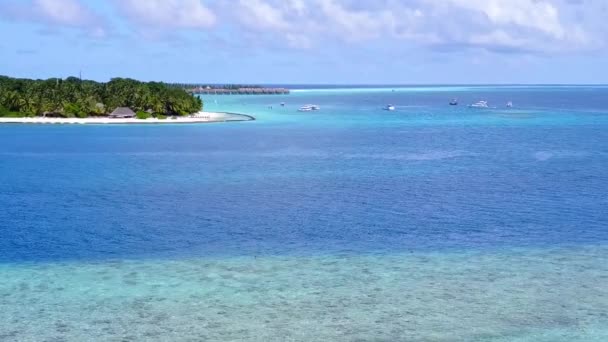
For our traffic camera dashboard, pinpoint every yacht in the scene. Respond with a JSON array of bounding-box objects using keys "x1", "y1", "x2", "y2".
[
  {"x1": 506, "y1": 101, "x2": 513, "y2": 108},
  {"x1": 298, "y1": 104, "x2": 320, "y2": 112},
  {"x1": 383, "y1": 104, "x2": 396, "y2": 111},
  {"x1": 449, "y1": 99, "x2": 458, "y2": 106},
  {"x1": 469, "y1": 100, "x2": 488, "y2": 108}
]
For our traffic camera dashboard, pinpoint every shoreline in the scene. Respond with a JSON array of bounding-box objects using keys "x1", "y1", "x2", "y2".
[{"x1": 0, "y1": 111, "x2": 254, "y2": 125}]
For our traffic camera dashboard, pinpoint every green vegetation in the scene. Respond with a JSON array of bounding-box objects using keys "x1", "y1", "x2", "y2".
[
  {"x1": 0, "y1": 105, "x2": 25, "y2": 117},
  {"x1": 0, "y1": 75, "x2": 203, "y2": 118},
  {"x1": 136, "y1": 111, "x2": 151, "y2": 120}
]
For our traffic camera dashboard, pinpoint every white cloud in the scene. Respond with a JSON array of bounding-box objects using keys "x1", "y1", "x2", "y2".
[
  {"x1": 0, "y1": 0, "x2": 106, "y2": 36},
  {"x1": 447, "y1": 0, "x2": 566, "y2": 38},
  {"x1": 231, "y1": 0, "x2": 314, "y2": 48},
  {"x1": 236, "y1": 0, "x2": 290, "y2": 30},
  {"x1": 34, "y1": 0, "x2": 93, "y2": 26},
  {"x1": 224, "y1": 0, "x2": 601, "y2": 53},
  {"x1": 316, "y1": 0, "x2": 391, "y2": 41},
  {"x1": 116, "y1": 0, "x2": 216, "y2": 29},
  {"x1": 436, "y1": 0, "x2": 596, "y2": 52},
  {"x1": 15, "y1": 0, "x2": 593, "y2": 53}
]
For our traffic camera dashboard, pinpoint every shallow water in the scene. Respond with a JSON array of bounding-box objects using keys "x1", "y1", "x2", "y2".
[
  {"x1": 1, "y1": 86, "x2": 608, "y2": 340},
  {"x1": 1, "y1": 246, "x2": 607, "y2": 341}
]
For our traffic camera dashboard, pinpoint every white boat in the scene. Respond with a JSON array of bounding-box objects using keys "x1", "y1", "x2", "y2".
[
  {"x1": 506, "y1": 101, "x2": 513, "y2": 108},
  {"x1": 469, "y1": 100, "x2": 488, "y2": 108},
  {"x1": 383, "y1": 104, "x2": 396, "y2": 111},
  {"x1": 298, "y1": 104, "x2": 320, "y2": 112}
]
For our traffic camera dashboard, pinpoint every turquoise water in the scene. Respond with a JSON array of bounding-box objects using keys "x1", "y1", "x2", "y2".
[
  {"x1": 2, "y1": 247, "x2": 607, "y2": 341},
  {"x1": 1, "y1": 86, "x2": 608, "y2": 340}
]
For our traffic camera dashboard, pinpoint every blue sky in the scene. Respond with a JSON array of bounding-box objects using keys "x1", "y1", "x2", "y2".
[{"x1": 0, "y1": 0, "x2": 607, "y2": 84}]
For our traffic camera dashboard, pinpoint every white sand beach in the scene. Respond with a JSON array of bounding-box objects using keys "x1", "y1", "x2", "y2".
[{"x1": 0, "y1": 111, "x2": 254, "y2": 125}]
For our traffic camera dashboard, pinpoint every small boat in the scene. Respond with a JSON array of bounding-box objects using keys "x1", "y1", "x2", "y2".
[
  {"x1": 449, "y1": 99, "x2": 458, "y2": 106},
  {"x1": 298, "y1": 104, "x2": 320, "y2": 112},
  {"x1": 506, "y1": 101, "x2": 513, "y2": 108},
  {"x1": 469, "y1": 100, "x2": 488, "y2": 108},
  {"x1": 280, "y1": 102, "x2": 285, "y2": 107},
  {"x1": 383, "y1": 104, "x2": 396, "y2": 111}
]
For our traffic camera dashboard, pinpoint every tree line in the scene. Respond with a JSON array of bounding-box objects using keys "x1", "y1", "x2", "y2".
[{"x1": 0, "y1": 76, "x2": 203, "y2": 118}]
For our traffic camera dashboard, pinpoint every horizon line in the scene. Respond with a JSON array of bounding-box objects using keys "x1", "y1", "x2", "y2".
[{"x1": 2, "y1": 74, "x2": 607, "y2": 87}]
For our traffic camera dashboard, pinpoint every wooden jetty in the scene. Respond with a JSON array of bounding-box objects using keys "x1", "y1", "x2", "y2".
[{"x1": 189, "y1": 87, "x2": 290, "y2": 95}]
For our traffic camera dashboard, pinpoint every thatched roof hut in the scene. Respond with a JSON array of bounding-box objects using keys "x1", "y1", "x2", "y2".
[{"x1": 109, "y1": 107, "x2": 136, "y2": 118}]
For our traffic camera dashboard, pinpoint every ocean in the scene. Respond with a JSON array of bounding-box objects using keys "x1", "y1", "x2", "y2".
[{"x1": 1, "y1": 86, "x2": 607, "y2": 341}]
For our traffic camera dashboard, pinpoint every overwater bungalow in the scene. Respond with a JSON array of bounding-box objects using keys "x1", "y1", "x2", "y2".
[{"x1": 190, "y1": 87, "x2": 290, "y2": 95}]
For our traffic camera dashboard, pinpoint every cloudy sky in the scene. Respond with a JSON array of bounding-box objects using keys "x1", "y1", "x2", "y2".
[{"x1": 0, "y1": 0, "x2": 607, "y2": 84}]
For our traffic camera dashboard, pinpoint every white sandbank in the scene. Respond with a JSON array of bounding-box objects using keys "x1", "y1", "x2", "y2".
[{"x1": 0, "y1": 111, "x2": 254, "y2": 125}]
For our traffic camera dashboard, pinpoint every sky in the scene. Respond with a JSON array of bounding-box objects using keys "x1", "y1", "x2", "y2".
[{"x1": 0, "y1": 0, "x2": 607, "y2": 84}]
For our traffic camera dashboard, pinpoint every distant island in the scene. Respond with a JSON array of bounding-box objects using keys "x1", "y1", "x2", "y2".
[{"x1": 0, "y1": 75, "x2": 203, "y2": 119}]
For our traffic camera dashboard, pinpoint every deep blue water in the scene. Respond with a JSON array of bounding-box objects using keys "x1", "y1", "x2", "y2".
[
  {"x1": 1, "y1": 86, "x2": 608, "y2": 341},
  {"x1": 2, "y1": 86, "x2": 608, "y2": 263}
]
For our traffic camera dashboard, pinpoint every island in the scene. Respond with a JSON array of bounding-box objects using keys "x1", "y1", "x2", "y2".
[{"x1": 0, "y1": 75, "x2": 254, "y2": 124}]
